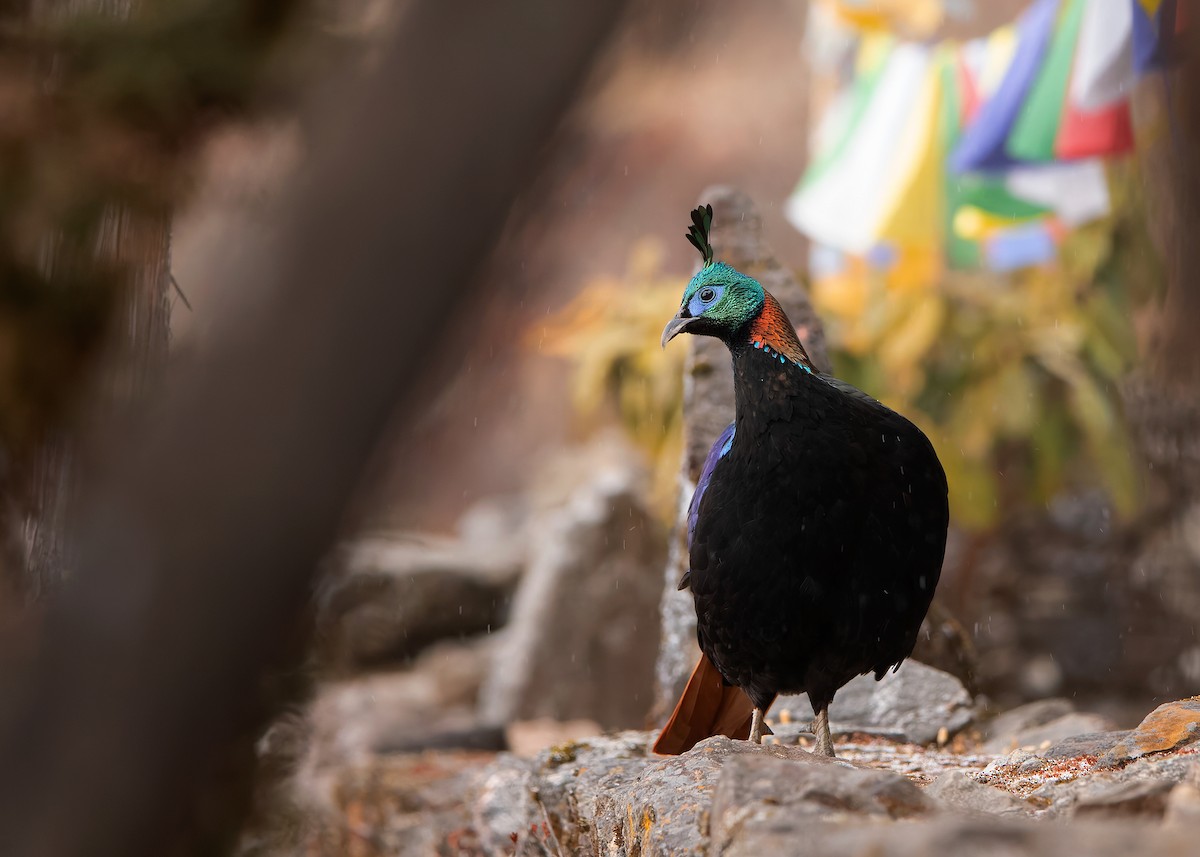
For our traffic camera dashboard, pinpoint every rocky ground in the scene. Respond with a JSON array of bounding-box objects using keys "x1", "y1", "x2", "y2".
[
  {"x1": 292, "y1": 688, "x2": 1200, "y2": 856},
  {"x1": 273, "y1": 438, "x2": 1200, "y2": 856}
]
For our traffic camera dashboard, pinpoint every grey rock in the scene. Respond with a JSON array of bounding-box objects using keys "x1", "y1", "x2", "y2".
[
  {"x1": 954, "y1": 456, "x2": 1200, "y2": 711},
  {"x1": 313, "y1": 751, "x2": 491, "y2": 857},
  {"x1": 316, "y1": 534, "x2": 517, "y2": 670},
  {"x1": 654, "y1": 187, "x2": 831, "y2": 719},
  {"x1": 982, "y1": 698, "x2": 1075, "y2": 743},
  {"x1": 1026, "y1": 748, "x2": 1200, "y2": 818},
  {"x1": 1072, "y1": 777, "x2": 1175, "y2": 818},
  {"x1": 725, "y1": 817, "x2": 1197, "y2": 857},
  {"x1": 306, "y1": 637, "x2": 501, "y2": 767},
  {"x1": 911, "y1": 603, "x2": 982, "y2": 696},
  {"x1": 325, "y1": 718, "x2": 1200, "y2": 856},
  {"x1": 1164, "y1": 782, "x2": 1200, "y2": 827},
  {"x1": 472, "y1": 732, "x2": 674, "y2": 856},
  {"x1": 456, "y1": 493, "x2": 530, "y2": 562},
  {"x1": 590, "y1": 738, "x2": 756, "y2": 856},
  {"x1": 1017, "y1": 754, "x2": 1050, "y2": 775},
  {"x1": 471, "y1": 755, "x2": 538, "y2": 855},
  {"x1": 1044, "y1": 730, "x2": 1135, "y2": 760},
  {"x1": 341, "y1": 530, "x2": 522, "y2": 589},
  {"x1": 471, "y1": 732, "x2": 938, "y2": 856},
  {"x1": 977, "y1": 748, "x2": 1048, "y2": 779},
  {"x1": 373, "y1": 724, "x2": 508, "y2": 754},
  {"x1": 1047, "y1": 490, "x2": 1117, "y2": 544},
  {"x1": 1126, "y1": 751, "x2": 1200, "y2": 785},
  {"x1": 480, "y1": 462, "x2": 664, "y2": 729},
  {"x1": 985, "y1": 712, "x2": 1118, "y2": 755},
  {"x1": 926, "y1": 770, "x2": 1032, "y2": 817},
  {"x1": 974, "y1": 749, "x2": 1089, "y2": 813},
  {"x1": 776, "y1": 660, "x2": 974, "y2": 745},
  {"x1": 1097, "y1": 697, "x2": 1200, "y2": 766},
  {"x1": 922, "y1": 368, "x2": 1200, "y2": 710},
  {"x1": 711, "y1": 753, "x2": 932, "y2": 852},
  {"x1": 412, "y1": 636, "x2": 497, "y2": 711}
]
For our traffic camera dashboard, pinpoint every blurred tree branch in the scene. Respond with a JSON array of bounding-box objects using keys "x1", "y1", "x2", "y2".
[
  {"x1": 1161, "y1": 14, "x2": 1200, "y2": 383},
  {"x1": 0, "y1": 0, "x2": 309, "y2": 603},
  {"x1": 0, "y1": 0, "x2": 304, "y2": 459},
  {"x1": 0, "y1": 1, "x2": 626, "y2": 855}
]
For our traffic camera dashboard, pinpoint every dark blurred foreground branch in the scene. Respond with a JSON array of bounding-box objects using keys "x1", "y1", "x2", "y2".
[
  {"x1": 0, "y1": 0, "x2": 305, "y2": 469},
  {"x1": 0, "y1": 1, "x2": 625, "y2": 854},
  {"x1": 1162, "y1": 17, "x2": 1200, "y2": 382}
]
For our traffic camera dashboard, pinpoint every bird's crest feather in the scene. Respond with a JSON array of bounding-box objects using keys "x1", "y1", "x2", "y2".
[{"x1": 686, "y1": 204, "x2": 714, "y2": 267}]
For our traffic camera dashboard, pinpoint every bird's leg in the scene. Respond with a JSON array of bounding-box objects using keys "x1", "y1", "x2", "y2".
[
  {"x1": 749, "y1": 707, "x2": 766, "y2": 744},
  {"x1": 811, "y1": 706, "x2": 835, "y2": 757}
]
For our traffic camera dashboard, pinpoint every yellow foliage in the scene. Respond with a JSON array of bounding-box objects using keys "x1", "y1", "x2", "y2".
[
  {"x1": 885, "y1": 245, "x2": 942, "y2": 294},
  {"x1": 931, "y1": 427, "x2": 999, "y2": 531},
  {"x1": 877, "y1": 292, "x2": 944, "y2": 396},
  {"x1": 812, "y1": 259, "x2": 870, "y2": 318},
  {"x1": 812, "y1": 164, "x2": 1154, "y2": 528},
  {"x1": 527, "y1": 240, "x2": 687, "y2": 515}
]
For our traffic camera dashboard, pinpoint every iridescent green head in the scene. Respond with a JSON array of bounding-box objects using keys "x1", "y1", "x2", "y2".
[{"x1": 661, "y1": 205, "x2": 765, "y2": 347}]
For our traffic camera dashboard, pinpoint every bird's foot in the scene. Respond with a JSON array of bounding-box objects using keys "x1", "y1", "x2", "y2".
[
  {"x1": 749, "y1": 707, "x2": 765, "y2": 744},
  {"x1": 812, "y1": 707, "x2": 836, "y2": 758}
]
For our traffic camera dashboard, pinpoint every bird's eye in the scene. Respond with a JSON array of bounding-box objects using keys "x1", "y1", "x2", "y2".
[{"x1": 699, "y1": 287, "x2": 716, "y2": 303}]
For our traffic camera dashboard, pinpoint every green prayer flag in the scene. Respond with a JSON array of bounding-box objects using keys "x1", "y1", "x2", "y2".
[{"x1": 1006, "y1": 0, "x2": 1086, "y2": 162}]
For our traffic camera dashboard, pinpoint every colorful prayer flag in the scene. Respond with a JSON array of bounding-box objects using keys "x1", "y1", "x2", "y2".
[
  {"x1": 1007, "y1": 0, "x2": 1086, "y2": 162},
  {"x1": 951, "y1": 0, "x2": 1061, "y2": 172},
  {"x1": 790, "y1": 0, "x2": 1168, "y2": 273},
  {"x1": 1070, "y1": 0, "x2": 1136, "y2": 110},
  {"x1": 787, "y1": 44, "x2": 931, "y2": 253}
]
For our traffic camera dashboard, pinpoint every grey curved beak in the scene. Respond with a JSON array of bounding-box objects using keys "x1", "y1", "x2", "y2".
[{"x1": 661, "y1": 313, "x2": 693, "y2": 349}]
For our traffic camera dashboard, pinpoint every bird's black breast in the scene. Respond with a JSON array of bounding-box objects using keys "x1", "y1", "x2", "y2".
[{"x1": 688, "y1": 350, "x2": 949, "y2": 712}]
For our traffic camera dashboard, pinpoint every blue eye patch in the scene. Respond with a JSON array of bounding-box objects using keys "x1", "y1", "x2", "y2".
[{"x1": 687, "y1": 284, "x2": 725, "y2": 317}]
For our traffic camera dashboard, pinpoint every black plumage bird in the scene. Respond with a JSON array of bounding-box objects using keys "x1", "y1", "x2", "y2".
[{"x1": 654, "y1": 205, "x2": 949, "y2": 757}]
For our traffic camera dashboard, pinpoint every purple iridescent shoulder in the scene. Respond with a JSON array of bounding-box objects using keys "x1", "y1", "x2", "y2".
[{"x1": 687, "y1": 422, "x2": 735, "y2": 548}]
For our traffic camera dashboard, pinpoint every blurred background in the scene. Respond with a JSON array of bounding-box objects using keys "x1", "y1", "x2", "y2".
[{"x1": 0, "y1": 0, "x2": 1197, "y2": 854}]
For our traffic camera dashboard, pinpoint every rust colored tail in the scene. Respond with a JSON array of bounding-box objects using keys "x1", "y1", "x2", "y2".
[{"x1": 652, "y1": 653, "x2": 771, "y2": 755}]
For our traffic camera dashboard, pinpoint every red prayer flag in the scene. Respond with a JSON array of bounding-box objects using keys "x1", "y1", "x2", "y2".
[{"x1": 1055, "y1": 98, "x2": 1134, "y2": 160}]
